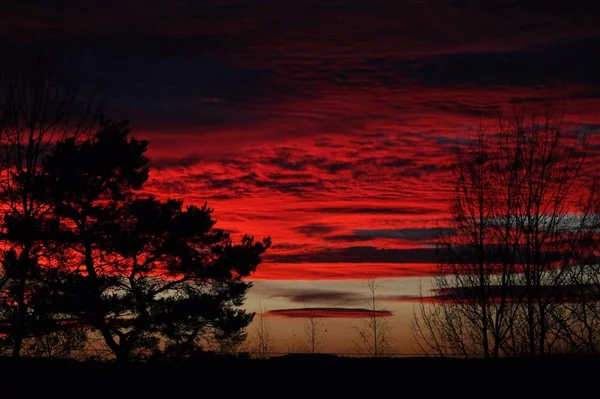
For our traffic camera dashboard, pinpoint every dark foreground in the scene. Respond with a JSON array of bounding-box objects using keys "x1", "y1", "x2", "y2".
[
  {"x1": 0, "y1": 354, "x2": 593, "y2": 395},
  {"x1": 2, "y1": 352, "x2": 599, "y2": 369}
]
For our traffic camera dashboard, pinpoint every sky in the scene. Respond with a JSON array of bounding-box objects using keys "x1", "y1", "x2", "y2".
[{"x1": 3, "y1": 0, "x2": 600, "y2": 354}]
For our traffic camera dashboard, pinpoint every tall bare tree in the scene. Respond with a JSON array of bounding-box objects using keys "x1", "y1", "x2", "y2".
[
  {"x1": 552, "y1": 190, "x2": 600, "y2": 353},
  {"x1": 355, "y1": 279, "x2": 391, "y2": 357},
  {"x1": 302, "y1": 307, "x2": 327, "y2": 354},
  {"x1": 412, "y1": 107, "x2": 600, "y2": 357},
  {"x1": 285, "y1": 332, "x2": 300, "y2": 354},
  {"x1": 251, "y1": 302, "x2": 272, "y2": 359}
]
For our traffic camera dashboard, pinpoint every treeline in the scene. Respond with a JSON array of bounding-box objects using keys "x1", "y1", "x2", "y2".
[
  {"x1": 0, "y1": 53, "x2": 271, "y2": 362},
  {"x1": 412, "y1": 109, "x2": 600, "y2": 357}
]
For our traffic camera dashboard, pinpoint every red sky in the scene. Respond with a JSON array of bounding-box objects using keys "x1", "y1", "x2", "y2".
[{"x1": 3, "y1": 0, "x2": 600, "y2": 354}]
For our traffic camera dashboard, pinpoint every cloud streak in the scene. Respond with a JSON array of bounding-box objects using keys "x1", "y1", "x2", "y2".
[
  {"x1": 266, "y1": 307, "x2": 393, "y2": 319},
  {"x1": 268, "y1": 246, "x2": 439, "y2": 264},
  {"x1": 268, "y1": 288, "x2": 365, "y2": 306}
]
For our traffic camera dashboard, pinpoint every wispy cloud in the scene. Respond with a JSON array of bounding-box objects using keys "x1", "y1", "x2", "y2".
[{"x1": 294, "y1": 223, "x2": 337, "y2": 237}]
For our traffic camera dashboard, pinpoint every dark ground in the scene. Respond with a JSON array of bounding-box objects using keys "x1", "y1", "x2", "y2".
[
  {"x1": 0, "y1": 354, "x2": 590, "y2": 396},
  {"x1": 2, "y1": 352, "x2": 598, "y2": 369}
]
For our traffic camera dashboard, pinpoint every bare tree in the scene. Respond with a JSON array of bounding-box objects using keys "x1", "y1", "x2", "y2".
[
  {"x1": 251, "y1": 302, "x2": 272, "y2": 359},
  {"x1": 302, "y1": 307, "x2": 327, "y2": 354},
  {"x1": 411, "y1": 106, "x2": 600, "y2": 357},
  {"x1": 354, "y1": 279, "x2": 391, "y2": 357},
  {"x1": 24, "y1": 326, "x2": 88, "y2": 359},
  {"x1": 213, "y1": 329, "x2": 248, "y2": 355},
  {"x1": 410, "y1": 281, "x2": 472, "y2": 357},
  {"x1": 553, "y1": 192, "x2": 600, "y2": 354},
  {"x1": 285, "y1": 332, "x2": 300, "y2": 354},
  {"x1": 411, "y1": 126, "x2": 506, "y2": 358}
]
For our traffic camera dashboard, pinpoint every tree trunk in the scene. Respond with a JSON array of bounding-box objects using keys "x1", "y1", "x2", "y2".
[
  {"x1": 84, "y1": 241, "x2": 128, "y2": 362},
  {"x1": 115, "y1": 347, "x2": 131, "y2": 364},
  {"x1": 11, "y1": 275, "x2": 27, "y2": 358},
  {"x1": 527, "y1": 301, "x2": 536, "y2": 356},
  {"x1": 12, "y1": 245, "x2": 33, "y2": 359},
  {"x1": 479, "y1": 270, "x2": 490, "y2": 359},
  {"x1": 539, "y1": 305, "x2": 546, "y2": 355}
]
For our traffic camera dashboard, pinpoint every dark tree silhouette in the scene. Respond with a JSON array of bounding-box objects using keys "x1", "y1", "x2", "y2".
[
  {"x1": 37, "y1": 117, "x2": 270, "y2": 362},
  {"x1": 110, "y1": 197, "x2": 269, "y2": 360}
]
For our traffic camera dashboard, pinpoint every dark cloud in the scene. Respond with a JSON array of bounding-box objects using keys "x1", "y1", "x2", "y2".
[
  {"x1": 269, "y1": 289, "x2": 364, "y2": 305},
  {"x1": 323, "y1": 228, "x2": 453, "y2": 243},
  {"x1": 271, "y1": 243, "x2": 309, "y2": 251},
  {"x1": 294, "y1": 223, "x2": 337, "y2": 237},
  {"x1": 268, "y1": 246, "x2": 438, "y2": 264},
  {"x1": 431, "y1": 103, "x2": 501, "y2": 118},
  {"x1": 432, "y1": 284, "x2": 600, "y2": 304},
  {"x1": 326, "y1": 161, "x2": 355, "y2": 173},
  {"x1": 3, "y1": 0, "x2": 598, "y2": 137},
  {"x1": 372, "y1": 283, "x2": 600, "y2": 304},
  {"x1": 580, "y1": 123, "x2": 600, "y2": 135},
  {"x1": 144, "y1": 180, "x2": 193, "y2": 196},
  {"x1": 375, "y1": 284, "x2": 600, "y2": 305},
  {"x1": 0, "y1": 40, "x2": 269, "y2": 132},
  {"x1": 77, "y1": 52, "x2": 268, "y2": 130},
  {"x1": 324, "y1": 234, "x2": 378, "y2": 243},
  {"x1": 352, "y1": 228, "x2": 452, "y2": 241},
  {"x1": 267, "y1": 243, "x2": 561, "y2": 266},
  {"x1": 395, "y1": 37, "x2": 600, "y2": 87},
  {"x1": 77, "y1": 53, "x2": 270, "y2": 101},
  {"x1": 312, "y1": 206, "x2": 442, "y2": 215},
  {"x1": 254, "y1": 179, "x2": 323, "y2": 196},
  {"x1": 264, "y1": 151, "x2": 367, "y2": 175},
  {"x1": 436, "y1": 136, "x2": 471, "y2": 146},
  {"x1": 378, "y1": 295, "x2": 425, "y2": 302},
  {"x1": 206, "y1": 178, "x2": 236, "y2": 189},
  {"x1": 266, "y1": 307, "x2": 392, "y2": 319},
  {"x1": 267, "y1": 156, "x2": 313, "y2": 172},
  {"x1": 174, "y1": 164, "x2": 326, "y2": 197},
  {"x1": 266, "y1": 173, "x2": 316, "y2": 181},
  {"x1": 314, "y1": 137, "x2": 347, "y2": 149},
  {"x1": 150, "y1": 154, "x2": 202, "y2": 170},
  {"x1": 378, "y1": 157, "x2": 416, "y2": 168}
]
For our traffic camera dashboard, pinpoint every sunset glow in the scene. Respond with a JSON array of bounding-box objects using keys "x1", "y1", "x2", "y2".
[{"x1": 3, "y1": 0, "x2": 600, "y2": 356}]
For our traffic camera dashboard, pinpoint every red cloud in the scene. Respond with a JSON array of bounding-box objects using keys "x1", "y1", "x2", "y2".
[{"x1": 250, "y1": 262, "x2": 435, "y2": 280}]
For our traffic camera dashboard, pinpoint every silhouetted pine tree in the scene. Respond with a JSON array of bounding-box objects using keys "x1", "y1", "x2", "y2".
[{"x1": 38, "y1": 116, "x2": 270, "y2": 362}]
